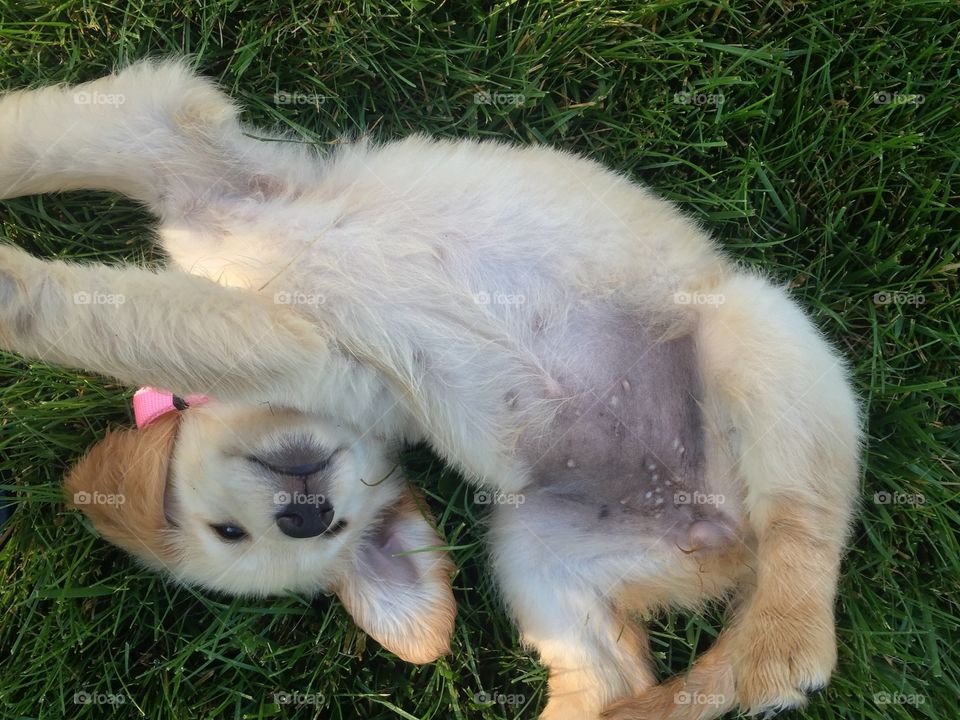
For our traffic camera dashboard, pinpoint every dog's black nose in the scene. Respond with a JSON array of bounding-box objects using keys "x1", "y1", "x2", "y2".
[{"x1": 275, "y1": 496, "x2": 335, "y2": 538}]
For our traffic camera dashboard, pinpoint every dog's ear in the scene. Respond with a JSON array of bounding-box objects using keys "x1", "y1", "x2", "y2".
[
  {"x1": 64, "y1": 414, "x2": 180, "y2": 570},
  {"x1": 332, "y1": 489, "x2": 456, "y2": 664}
]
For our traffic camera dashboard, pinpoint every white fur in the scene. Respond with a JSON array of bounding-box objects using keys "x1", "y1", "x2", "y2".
[{"x1": 0, "y1": 60, "x2": 861, "y2": 719}]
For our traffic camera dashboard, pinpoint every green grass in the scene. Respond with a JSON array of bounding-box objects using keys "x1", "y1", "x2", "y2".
[{"x1": 1, "y1": 1, "x2": 958, "y2": 718}]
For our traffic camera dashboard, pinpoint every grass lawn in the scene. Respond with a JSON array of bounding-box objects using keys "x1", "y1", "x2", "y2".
[{"x1": 1, "y1": 1, "x2": 957, "y2": 718}]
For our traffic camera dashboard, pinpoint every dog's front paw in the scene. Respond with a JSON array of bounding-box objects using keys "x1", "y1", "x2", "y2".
[
  {"x1": 733, "y1": 608, "x2": 836, "y2": 714},
  {"x1": 0, "y1": 241, "x2": 37, "y2": 284},
  {"x1": 0, "y1": 244, "x2": 31, "y2": 334},
  {"x1": 0, "y1": 243, "x2": 59, "y2": 354}
]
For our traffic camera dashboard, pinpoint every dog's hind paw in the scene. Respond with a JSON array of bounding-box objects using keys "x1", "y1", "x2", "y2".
[{"x1": 732, "y1": 610, "x2": 835, "y2": 715}]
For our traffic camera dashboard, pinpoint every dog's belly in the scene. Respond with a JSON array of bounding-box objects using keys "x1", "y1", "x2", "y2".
[{"x1": 517, "y1": 304, "x2": 734, "y2": 546}]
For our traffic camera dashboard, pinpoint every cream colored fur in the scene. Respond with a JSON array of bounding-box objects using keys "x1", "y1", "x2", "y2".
[{"x1": 0, "y1": 60, "x2": 861, "y2": 718}]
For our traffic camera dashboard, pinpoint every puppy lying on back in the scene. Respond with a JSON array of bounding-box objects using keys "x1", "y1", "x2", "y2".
[{"x1": 0, "y1": 61, "x2": 860, "y2": 720}]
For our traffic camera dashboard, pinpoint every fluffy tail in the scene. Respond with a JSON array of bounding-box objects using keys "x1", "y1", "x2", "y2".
[{"x1": 602, "y1": 624, "x2": 737, "y2": 720}]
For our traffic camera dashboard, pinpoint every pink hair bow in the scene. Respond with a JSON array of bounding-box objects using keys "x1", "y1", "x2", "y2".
[{"x1": 133, "y1": 387, "x2": 210, "y2": 429}]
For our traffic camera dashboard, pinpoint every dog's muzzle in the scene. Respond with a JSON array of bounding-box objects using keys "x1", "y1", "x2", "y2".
[{"x1": 275, "y1": 496, "x2": 336, "y2": 538}]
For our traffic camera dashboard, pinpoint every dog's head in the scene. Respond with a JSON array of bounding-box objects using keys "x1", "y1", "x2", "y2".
[{"x1": 64, "y1": 401, "x2": 456, "y2": 664}]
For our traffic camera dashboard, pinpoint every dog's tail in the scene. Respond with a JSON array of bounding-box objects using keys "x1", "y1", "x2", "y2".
[{"x1": 601, "y1": 629, "x2": 737, "y2": 720}]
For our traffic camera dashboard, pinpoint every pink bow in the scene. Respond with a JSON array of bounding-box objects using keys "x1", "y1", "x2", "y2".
[{"x1": 133, "y1": 387, "x2": 210, "y2": 429}]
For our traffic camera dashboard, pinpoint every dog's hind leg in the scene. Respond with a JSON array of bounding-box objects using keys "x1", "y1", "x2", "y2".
[
  {"x1": 0, "y1": 60, "x2": 316, "y2": 215},
  {"x1": 489, "y1": 501, "x2": 657, "y2": 720},
  {"x1": 604, "y1": 273, "x2": 860, "y2": 720},
  {"x1": 698, "y1": 275, "x2": 860, "y2": 715}
]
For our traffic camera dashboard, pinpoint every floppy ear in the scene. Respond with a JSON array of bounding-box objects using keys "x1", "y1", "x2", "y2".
[
  {"x1": 64, "y1": 414, "x2": 180, "y2": 570},
  {"x1": 332, "y1": 489, "x2": 456, "y2": 664}
]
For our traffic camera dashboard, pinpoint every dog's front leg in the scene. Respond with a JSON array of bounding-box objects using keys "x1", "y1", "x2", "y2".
[
  {"x1": 0, "y1": 243, "x2": 328, "y2": 404},
  {"x1": 0, "y1": 61, "x2": 315, "y2": 216}
]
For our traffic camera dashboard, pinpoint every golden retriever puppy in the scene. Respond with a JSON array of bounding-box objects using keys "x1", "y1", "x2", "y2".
[
  {"x1": 0, "y1": 61, "x2": 860, "y2": 719},
  {"x1": 61, "y1": 401, "x2": 457, "y2": 665}
]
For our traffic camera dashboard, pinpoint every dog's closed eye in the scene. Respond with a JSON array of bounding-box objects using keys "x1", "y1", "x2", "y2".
[{"x1": 211, "y1": 523, "x2": 247, "y2": 542}]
